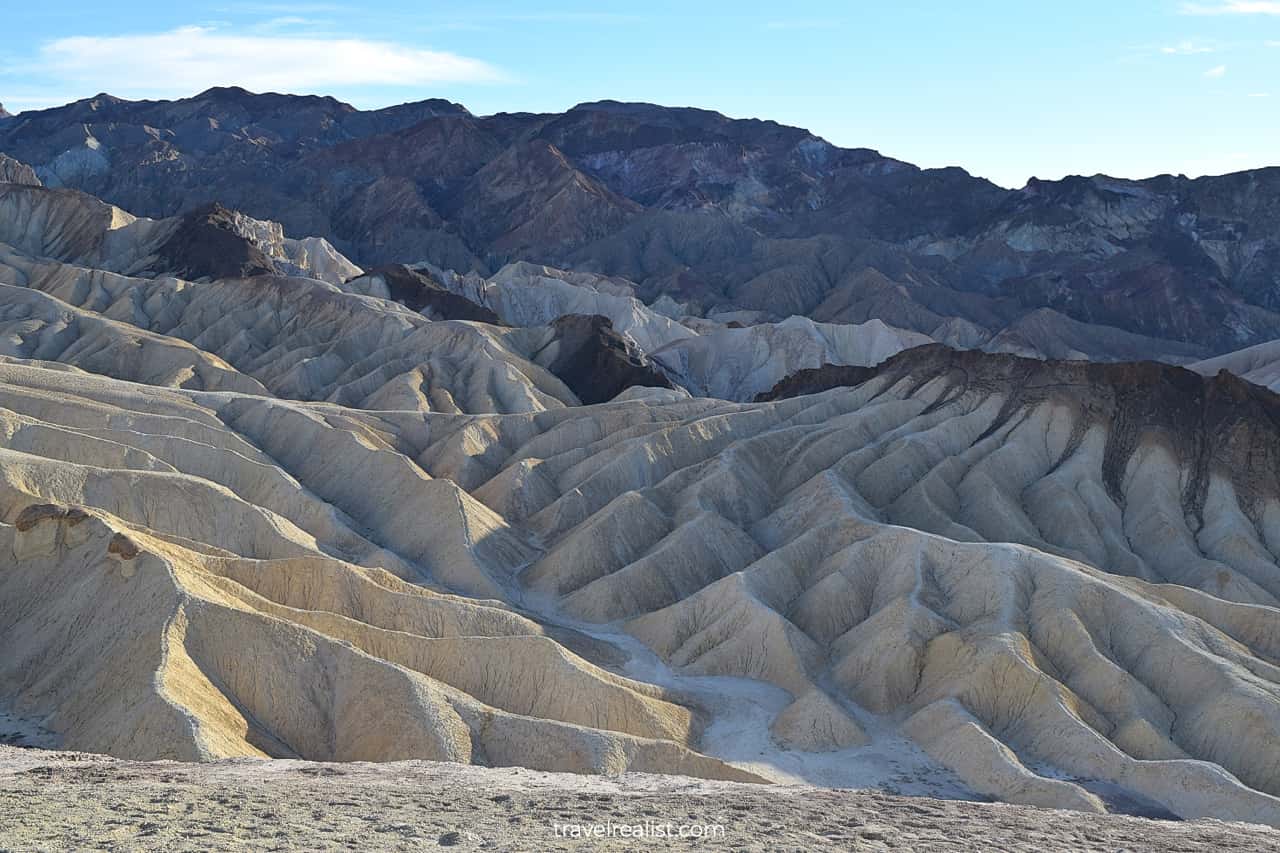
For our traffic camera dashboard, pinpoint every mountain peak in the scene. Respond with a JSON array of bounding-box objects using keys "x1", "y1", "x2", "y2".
[
  {"x1": 189, "y1": 86, "x2": 356, "y2": 111},
  {"x1": 569, "y1": 99, "x2": 676, "y2": 114},
  {"x1": 194, "y1": 85, "x2": 255, "y2": 99}
]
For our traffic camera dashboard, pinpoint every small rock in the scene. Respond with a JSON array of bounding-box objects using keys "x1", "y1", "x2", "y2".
[{"x1": 107, "y1": 532, "x2": 140, "y2": 560}]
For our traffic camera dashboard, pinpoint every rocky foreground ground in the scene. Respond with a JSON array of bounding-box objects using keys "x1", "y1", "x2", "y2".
[{"x1": 0, "y1": 746, "x2": 1277, "y2": 852}]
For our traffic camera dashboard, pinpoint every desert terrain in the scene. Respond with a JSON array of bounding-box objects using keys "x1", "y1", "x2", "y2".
[
  {"x1": 5, "y1": 88, "x2": 1280, "y2": 849},
  {"x1": 3, "y1": 745, "x2": 1279, "y2": 851}
]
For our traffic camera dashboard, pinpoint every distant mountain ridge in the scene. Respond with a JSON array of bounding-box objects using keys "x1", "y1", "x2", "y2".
[{"x1": 4, "y1": 88, "x2": 1280, "y2": 360}]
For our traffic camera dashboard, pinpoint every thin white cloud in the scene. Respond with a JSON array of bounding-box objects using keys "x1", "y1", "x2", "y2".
[
  {"x1": 1248, "y1": 91, "x2": 1271, "y2": 96},
  {"x1": 260, "y1": 16, "x2": 311, "y2": 27},
  {"x1": 1181, "y1": 1, "x2": 1280, "y2": 14},
  {"x1": 1160, "y1": 40, "x2": 1215, "y2": 54},
  {"x1": 247, "y1": 15, "x2": 340, "y2": 35},
  {"x1": 28, "y1": 25, "x2": 505, "y2": 96},
  {"x1": 1204, "y1": 64, "x2": 1229, "y2": 76}
]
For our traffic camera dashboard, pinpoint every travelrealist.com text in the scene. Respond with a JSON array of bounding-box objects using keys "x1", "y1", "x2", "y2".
[{"x1": 551, "y1": 820, "x2": 726, "y2": 840}]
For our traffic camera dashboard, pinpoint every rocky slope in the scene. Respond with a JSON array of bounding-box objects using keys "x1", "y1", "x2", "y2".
[
  {"x1": 406, "y1": 260, "x2": 928, "y2": 401},
  {"x1": 516, "y1": 314, "x2": 674, "y2": 405},
  {"x1": 422, "y1": 261, "x2": 698, "y2": 354},
  {"x1": 0, "y1": 241, "x2": 576, "y2": 413},
  {"x1": 345, "y1": 264, "x2": 501, "y2": 323},
  {"x1": 0, "y1": 155, "x2": 38, "y2": 187},
  {"x1": 5, "y1": 90, "x2": 1280, "y2": 359}
]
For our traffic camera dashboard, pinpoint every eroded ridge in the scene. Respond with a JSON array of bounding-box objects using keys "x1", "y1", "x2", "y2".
[
  {"x1": 407, "y1": 347, "x2": 1280, "y2": 824},
  {"x1": 1, "y1": 342, "x2": 1280, "y2": 824}
]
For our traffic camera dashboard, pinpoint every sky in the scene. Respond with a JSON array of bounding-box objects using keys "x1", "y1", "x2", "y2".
[{"x1": 1, "y1": 1, "x2": 1277, "y2": 188}]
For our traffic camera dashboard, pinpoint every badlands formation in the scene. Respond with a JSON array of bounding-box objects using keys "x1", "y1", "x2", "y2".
[{"x1": 3, "y1": 155, "x2": 1280, "y2": 838}]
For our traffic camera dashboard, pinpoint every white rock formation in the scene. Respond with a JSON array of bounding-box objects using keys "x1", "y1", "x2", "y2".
[
  {"x1": 649, "y1": 316, "x2": 932, "y2": 400},
  {"x1": 419, "y1": 260, "x2": 698, "y2": 354},
  {"x1": 406, "y1": 260, "x2": 932, "y2": 401},
  {"x1": 219, "y1": 208, "x2": 362, "y2": 285},
  {"x1": 769, "y1": 690, "x2": 869, "y2": 752}
]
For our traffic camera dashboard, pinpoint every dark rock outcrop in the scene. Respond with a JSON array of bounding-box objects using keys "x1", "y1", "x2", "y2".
[
  {"x1": 541, "y1": 314, "x2": 673, "y2": 404},
  {"x1": 107, "y1": 532, "x2": 141, "y2": 560},
  {"x1": 755, "y1": 362, "x2": 879, "y2": 401},
  {"x1": 14, "y1": 503, "x2": 91, "y2": 532},
  {"x1": 154, "y1": 203, "x2": 277, "y2": 280},
  {"x1": 872, "y1": 345, "x2": 1280, "y2": 509},
  {"x1": 363, "y1": 264, "x2": 501, "y2": 323}
]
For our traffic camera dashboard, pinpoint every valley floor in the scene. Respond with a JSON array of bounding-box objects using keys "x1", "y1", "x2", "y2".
[{"x1": 1, "y1": 746, "x2": 1276, "y2": 852}]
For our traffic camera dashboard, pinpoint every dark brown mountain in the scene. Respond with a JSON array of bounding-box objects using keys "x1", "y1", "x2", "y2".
[
  {"x1": 4, "y1": 90, "x2": 1280, "y2": 358},
  {"x1": 155, "y1": 202, "x2": 279, "y2": 280},
  {"x1": 354, "y1": 264, "x2": 501, "y2": 323},
  {"x1": 535, "y1": 314, "x2": 673, "y2": 404},
  {"x1": 755, "y1": 362, "x2": 878, "y2": 402}
]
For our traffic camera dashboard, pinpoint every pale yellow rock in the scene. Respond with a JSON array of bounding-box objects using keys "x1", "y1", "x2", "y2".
[
  {"x1": 903, "y1": 699, "x2": 1107, "y2": 813},
  {"x1": 0, "y1": 502, "x2": 758, "y2": 782},
  {"x1": 769, "y1": 690, "x2": 869, "y2": 752}
]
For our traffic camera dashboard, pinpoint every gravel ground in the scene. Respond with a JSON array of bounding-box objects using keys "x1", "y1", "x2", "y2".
[{"x1": 1, "y1": 746, "x2": 1277, "y2": 851}]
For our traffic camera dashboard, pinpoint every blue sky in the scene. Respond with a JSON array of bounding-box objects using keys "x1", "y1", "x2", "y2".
[{"x1": 2, "y1": 1, "x2": 1277, "y2": 187}]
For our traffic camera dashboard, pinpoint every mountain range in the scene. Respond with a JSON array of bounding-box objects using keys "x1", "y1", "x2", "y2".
[{"x1": 4, "y1": 88, "x2": 1280, "y2": 364}]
